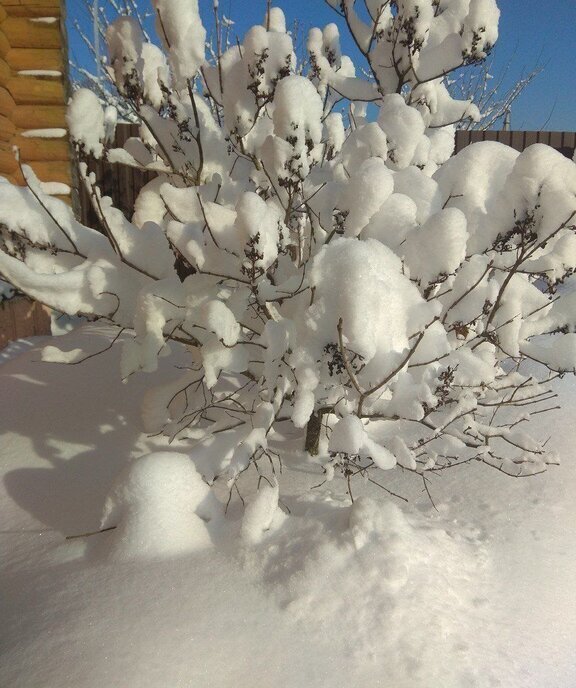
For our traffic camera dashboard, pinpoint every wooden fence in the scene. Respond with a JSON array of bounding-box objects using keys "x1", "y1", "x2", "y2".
[
  {"x1": 79, "y1": 123, "x2": 152, "y2": 228},
  {"x1": 0, "y1": 296, "x2": 51, "y2": 350},
  {"x1": 79, "y1": 125, "x2": 576, "y2": 226},
  {"x1": 455, "y1": 129, "x2": 576, "y2": 158}
]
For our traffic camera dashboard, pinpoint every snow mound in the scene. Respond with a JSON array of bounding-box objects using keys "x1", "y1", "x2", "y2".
[
  {"x1": 3, "y1": 327, "x2": 576, "y2": 687},
  {"x1": 241, "y1": 479, "x2": 285, "y2": 544},
  {"x1": 245, "y1": 496, "x2": 496, "y2": 688},
  {"x1": 99, "y1": 452, "x2": 221, "y2": 561}
]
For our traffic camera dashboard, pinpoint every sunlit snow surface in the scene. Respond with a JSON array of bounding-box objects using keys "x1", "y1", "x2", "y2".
[{"x1": 1, "y1": 324, "x2": 576, "y2": 687}]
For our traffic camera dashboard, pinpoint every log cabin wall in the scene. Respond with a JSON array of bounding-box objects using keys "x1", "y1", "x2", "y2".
[
  {"x1": 0, "y1": 0, "x2": 69, "y2": 349},
  {"x1": 0, "y1": 0, "x2": 71, "y2": 199}
]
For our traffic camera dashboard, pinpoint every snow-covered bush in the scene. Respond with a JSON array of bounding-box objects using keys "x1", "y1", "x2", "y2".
[{"x1": 1, "y1": 0, "x2": 575, "y2": 502}]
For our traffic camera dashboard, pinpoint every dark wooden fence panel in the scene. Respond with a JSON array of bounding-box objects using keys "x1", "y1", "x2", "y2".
[
  {"x1": 78, "y1": 123, "x2": 148, "y2": 227},
  {"x1": 79, "y1": 125, "x2": 576, "y2": 226},
  {"x1": 510, "y1": 131, "x2": 524, "y2": 152},
  {"x1": 564, "y1": 132, "x2": 576, "y2": 152},
  {"x1": 455, "y1": 130, "x2": 576, "y2": 159}
]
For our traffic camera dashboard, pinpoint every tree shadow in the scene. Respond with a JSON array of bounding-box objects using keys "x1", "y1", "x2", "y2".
[{"x1": 1, "y1": 324, "x2": 188, "y2": 536}]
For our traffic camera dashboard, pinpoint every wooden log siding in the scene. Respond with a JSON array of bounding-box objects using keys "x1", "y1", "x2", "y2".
[
  {"x1": 0, "y1": 0, "x2": 71, "y2": 193},
  {"x1": 0, "y1": 0, "x2": 70, "y2": 347}
]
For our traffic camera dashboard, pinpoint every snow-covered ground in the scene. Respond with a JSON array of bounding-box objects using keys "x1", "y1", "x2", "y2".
[{"x1": 1, "y1": 324, "x2": 576, "y2": 688}]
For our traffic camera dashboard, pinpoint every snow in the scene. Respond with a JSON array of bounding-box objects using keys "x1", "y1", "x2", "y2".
[
  {"x1": 329, "y1": 415, "x2": 396, "y2": 469},
  {"x1": 200, "y1": 334, "x2": 249, "y2": 389},
  {"x1": 265, "y1": 7, "x2": 287, "y2": 33},
  {"x1": 2, "y1": 326, "x2": 576, "y2": 686},
  {"x1": 21, "y1": 128, "x2": 67, "y2": 139},
  {"x1": 3, "y1": 0, "x2": 576, "y2": 682},
  {"x1": 17, "y1": 70, "x2": 62, "y2": 77},
  {"x1": 41, "y1": 345, "x2": 86, "y2": 363},
  {"x1": 99, "y1": 452, "x2": 220, "y2": 561},
  {"x1": 462, "y1": 0, "x2": 500, "y2": 59},
  {"x1": 103, "y1": 106, "x2": 117, "y2": 143},
  {"x1": 152, "y1": 0, "x2": 206, "y2": 87},
  {"x1": 329, "y1": 414, "x2": 366, "y2": 455},
  {"x1": 307, "y1": 25, "x2": 377, "y2": 103},
  {"x1": 0, "y1": 278, "x2": 15, "y2": 300},
  {"x1": 305, "y1": 237, "x2": 431, "y2": 363},
  {"x1": 4, "y1": 0, "x2": 575, "y2": 515},
  {"x1": 523, "y1": 334, "x2": 576, "y2": 373},
  {"x1": 361, "y1": 192, "x2": 417, "y2": 250},
  {"x1": 378, "y1": 94, "x2": 426, "y2": 169},
  {"x1": 341, "y1": 121, "x2": 389, "y2": 171},
  {"x1": 287, "y1": 236, "x2": 441, "y2": 428},
  {"x1": 272, "y1": 75, "x2": 324, "y2": 180},
  {"x1": 67, "y1": 89, "x2": 105, "y2": 157},
  {"x1": 235, "y1": 191, "x2": 280, "y2": 270},
  {"x1": 273, "y1": 76, "x2": 323, "y2": 147},
  {"x1": 30, "y1": 16, "x2": 58, "y2": 24},
  {"x1": 39, "y1": 181, "x2": 71, "y2": 196},
  {"x1": 240, "y1": 479, "x2": 283, "y2": 543},
  {"x1": 403, "y1": 206, "x2": 468, "y2": 286},
  {"x1": 323, "y1": 112, "x2": 345, "y2": 158},
  {"x1": 340, "y1": 157, "x2": 394, "y2": 236}
]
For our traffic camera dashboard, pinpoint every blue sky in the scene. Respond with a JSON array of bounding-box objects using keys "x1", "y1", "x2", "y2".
[
  {"x1": 488, "y1": 0, "x2": 576, "y2": 131},
  {"x1": 67, "y1": 0, "x2": 575, "y2": 131}
]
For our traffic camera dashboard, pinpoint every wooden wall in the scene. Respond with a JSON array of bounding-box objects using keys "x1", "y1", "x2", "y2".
[
  {"x1": 0, "y1": 0, "x2": 71, "y2": 195},
  {"x1": 0, "y1": 0, "x2": 70, "y2": 347}
]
